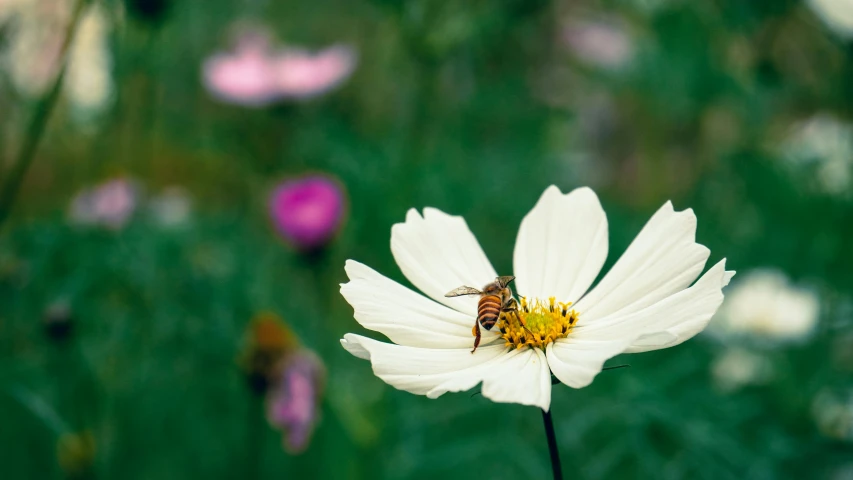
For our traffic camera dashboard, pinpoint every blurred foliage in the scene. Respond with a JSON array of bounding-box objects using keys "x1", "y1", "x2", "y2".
[{"x1": 1, "y1": 0, "x2": 853, "y2": 478}]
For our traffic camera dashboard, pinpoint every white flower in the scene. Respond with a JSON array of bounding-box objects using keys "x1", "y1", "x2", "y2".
[
  {"x1": 781, "y1": 114, "x2": 853, "y2": 197},
  {"x1": 148, "y1": 187, "x2": 192, "y2": 228},
  {"x1": 64, "y1": 5, "x2": 114, "y2": 116},
  {"x1": 807, "y1": 0, "x2": 853, "y2": 39},
  {"x1": 712, "y1": 269, "x2": 819, "y2": 342},
  {"x1": 340, "y1": 186, "x2": 734, "y2": 411},
  {"x1": 2, "y1": 0, "x2": 69, "y2": 97},
  {"x1": 711, "y1": 347, "x2": 773, "y2": 392},
  {"x1": 813, "y1": 389, "x2": 853, "y2": 442},
  {"x1": 0, "y1": 0, "x2": 113, "y2": 117}
]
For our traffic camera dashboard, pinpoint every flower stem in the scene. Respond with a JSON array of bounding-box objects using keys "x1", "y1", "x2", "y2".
[
  {"x1": 246, "y1": 393, "x2": 266, "y2": 480},
  {"x1": 0, "y1": 0, "x2": 88, "y2": 230},
  {"x1": 541, "y1": 408, "x2": 563, "y2": 480}
]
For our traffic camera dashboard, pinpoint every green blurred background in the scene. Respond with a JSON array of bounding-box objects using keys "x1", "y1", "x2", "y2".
[{"x1": 2, "y1": 0, "x2": 853, "y2": 478}]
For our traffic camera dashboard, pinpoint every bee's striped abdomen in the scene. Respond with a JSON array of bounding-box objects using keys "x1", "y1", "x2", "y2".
[{"x1": 478, "y1": 295, "x2": 502, "y2": 330}]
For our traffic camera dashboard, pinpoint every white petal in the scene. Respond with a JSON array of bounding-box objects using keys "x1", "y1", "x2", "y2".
[
  {"x1": 479, "y1": 347, "x2": 552, "y2": 411},
  {"x1": 546, "y1": 336, "x2": 633, "y2": 388},
  {"x1": 341, "y1": 334, "x2": 552, "y2": 411},
  {"x1": 578, "y1": 260, "x2": 735, "y2": 352},
  {"x1": 341, "y1": 260, "x2": 495, "y2": 349},
  {"x1": 341, "y1": 336, "x2": 370, "y2": 360},
  {"x1": 574, "y1": 201, "x2": 710, "y2": 322},
  {"x1": 391, "y1": 208, "x2": 497, "y2": 316},
  {"x1": 513, "y1": 186, "x2": 608, "y2": 303}
]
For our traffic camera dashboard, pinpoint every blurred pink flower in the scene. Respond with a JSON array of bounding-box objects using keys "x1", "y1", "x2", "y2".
[
  {"x1": 202, "y1": 34, "x2": 282, "y2": 107},
  {"x1": 202, "y1": 32, "x2": 356, "y2": 106},
  {"x1": 69, "y1": 178, "x2": 137, "y2": 229},
  {"x1": 267, "y1": 350, "x2": 325, "y2": 454},
  {"x1": 274, "y1": 46, "x2": 356, "y2": 99},
  {"x1": 269, "y1": 175, "x2": 346, "y2": 251}
]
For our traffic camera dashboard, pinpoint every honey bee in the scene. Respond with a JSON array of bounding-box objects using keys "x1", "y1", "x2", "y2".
[{"x1": 445, "y1": 276, "x2": 522, "y2": 353}]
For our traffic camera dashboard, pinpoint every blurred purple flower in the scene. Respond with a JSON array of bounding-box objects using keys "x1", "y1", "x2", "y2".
[
  {"x1": 202, "y1": 31, "x2": 356, "y2": 106},
  {"x1": 69, "y1": 178, "x2": 137, "y2": 229},
  {"x1": 267, "y1": 350, "x2": 325, "y2": 454},
  {"x1": 269, "y1": 176, "x2": 346, "y2": 250}
]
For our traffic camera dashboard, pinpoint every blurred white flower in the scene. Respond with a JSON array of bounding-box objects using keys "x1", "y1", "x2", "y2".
[
  {"x1": 64, "y1": 4, "x2": 113, "y2": 116},
  {"x1": 562, "y1": 19, "x2": 633, "y2": 70},
  {"x1": 148, "y1": 187, "x2": 192, "y2": 228},
  {"x1": 1, "y1": 0, "x2": 69, "y2": 97},
  {"x1": 711, "y1": 347, "x2": 773, "y2": 392},
  {"x1": 712, "y1": 269, "x2": 819, "y2": 342},
  {"x1": 782, "y1": 114, "x2": 853, "y2": 197},
  {"x1": 833, "y1": 464, "x2": 853, "y2": 480},
  {"x1": 341, "y1": 186, "x2": 733, "y2": 411},
  {"x1": 0, "y1": 0, "x2": 113, "y2": 117},
  {"x1": 807, "y1": 0, "x2": 853, "y2": 39},
  {"x1": 813, "y1": 389, "x2": 853, "y2": 442},
  {"x1": 69, "y1": 178, "x2": 138, "y2": 230}
]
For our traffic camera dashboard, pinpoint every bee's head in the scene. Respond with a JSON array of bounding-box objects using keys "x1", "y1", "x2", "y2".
[
  {"x1": 482, "y1": 282, "x2": 502, "y2": 295},
  {"x1": 483, "y1": 276, "x2": 514, "y2": 300}
]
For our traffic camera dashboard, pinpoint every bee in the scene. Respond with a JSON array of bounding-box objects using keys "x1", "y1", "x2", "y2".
[{"x1": 445, "y1": 276, "x2": 522, "y2": 353}]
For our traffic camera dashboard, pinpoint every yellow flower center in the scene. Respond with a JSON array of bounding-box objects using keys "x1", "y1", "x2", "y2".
[{"x1": 498, "y1": 296, "x2": 579, "y2": 349}]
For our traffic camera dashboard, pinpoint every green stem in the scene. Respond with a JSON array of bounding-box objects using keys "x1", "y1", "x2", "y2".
[
  {"x1": 541, "y1": 408, "x2": 563, "y2": 480},
  {"x1": 5, "y1": 386, "x2": 70, "y2": 436},
  {"x1": 246, "y1": 392, "x2": 266, "y2": 479},
  {"x1": 0, "y1": 0, "x2": 89, "y2": 230}
]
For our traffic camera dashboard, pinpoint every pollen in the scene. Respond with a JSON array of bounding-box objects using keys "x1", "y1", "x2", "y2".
[{"x1": 498, "y1": 296, "x2": 578, "y2": 350}]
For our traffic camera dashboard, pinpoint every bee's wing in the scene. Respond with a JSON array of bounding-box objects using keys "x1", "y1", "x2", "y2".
[
  {"x1": 496, "y1": 276, "x2": 516, "y2": 288},
  {"x1": 444, "y1": 286, "x2": 482, "y2": 297}
]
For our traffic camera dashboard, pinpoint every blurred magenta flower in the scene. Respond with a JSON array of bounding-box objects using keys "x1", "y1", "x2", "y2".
[
  {"x1": 267, "y1": 350, "x2": 326, "y2": 454},
  {"x1": 69, "y1": 178, "x2": 137, "y2": 229},
  {"x1": 269, "y1": 176, "x2": 346, "y2": 250},
  {"x1": 203, "y1": 31, "x2": 356, "y2": 106}
]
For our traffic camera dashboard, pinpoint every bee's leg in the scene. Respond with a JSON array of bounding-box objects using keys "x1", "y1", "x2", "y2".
[
  {"x1": 471, "y1": 321, "x2": 481, "y2": 354},
  {"x1": 504, "y1": 298, "x2": 534, "y2": 335}
]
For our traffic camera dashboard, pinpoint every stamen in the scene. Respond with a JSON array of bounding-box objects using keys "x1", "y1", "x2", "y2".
[{"x1": 498, "y1": 296, "x2": 579, "y2": 350}]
